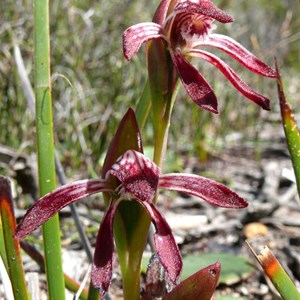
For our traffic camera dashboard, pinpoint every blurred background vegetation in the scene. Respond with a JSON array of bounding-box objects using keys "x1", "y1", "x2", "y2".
[{"x1": 0, "y1": 0, "x2": 299, "y2": 181}]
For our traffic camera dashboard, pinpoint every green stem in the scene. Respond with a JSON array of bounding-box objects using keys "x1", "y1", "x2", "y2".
[
  {"x1": 136, "y1": 80, "x2": 151, "y2": 131},
  {"x1": 87, "y1": 280, "x2": 100, "y2": 300},
  {"x1": 153, "y1": 81, "x2": 180, "y2": 169},
  {"x1": 123, "y1": 212, "x2": 151, "y2": 300},
  {"x1": 120, "y1": 82, "x2": 181, "y2": 299},
  {"x1": 34, "y1": 0, "x2": 65, "y2": 298}
]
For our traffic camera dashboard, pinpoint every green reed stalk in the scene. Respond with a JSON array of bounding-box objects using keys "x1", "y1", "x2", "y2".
[
  {"x1": 0, "y1": 177, "x2": 30, "y2": 300},
  {"x1": 34, "y1": 0, "x2": 65, "y2": 298}
]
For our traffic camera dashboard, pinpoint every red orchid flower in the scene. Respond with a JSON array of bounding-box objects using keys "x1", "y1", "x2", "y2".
[
  {"x1": 123, "y1": 0, "x2": 277, "y2": 113},
  {"x1": 15, "y1": 150, "x2": 247, "y2": 297}
]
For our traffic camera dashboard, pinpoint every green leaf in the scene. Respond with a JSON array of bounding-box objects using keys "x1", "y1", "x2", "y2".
[
  {"x1": 276, "y1": 60, "x2": 300, "y2": 196},
  {"x1": 182, "y1": 253, "x2": 254, "y2": 285},
  {"x1": 0, "y1": 217, "x2": 8, "y2": 270},
  {"x1": 248, "y1": 244, "x2": 300, "y2": 300},
  {"x1": 0, "y1": 177, "x2": 30, "y2": 299}
]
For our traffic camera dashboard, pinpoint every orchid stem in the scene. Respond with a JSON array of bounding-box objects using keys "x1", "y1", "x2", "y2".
[
  {"x1": 121, "y1": 82, "x2": 181, "y2": 299},
  {"x1": 87, "y1": 280, "x2": 100, "y2": 300},
  {"x1": 34, "y1": 0, "x2": 65, "y2": 298},
  {"x1": 153, "y1": 81, "x2": 180, "y2": 169},
  {"x1": 136, "y1": 80, "x2": 151, "y2": 131},
  {"x1": 124, "y1": 212, "x2": 151, "y2": 300}
]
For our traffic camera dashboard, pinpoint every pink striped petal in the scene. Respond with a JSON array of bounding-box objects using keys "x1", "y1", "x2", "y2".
[
  {"x1": 189, "y1": 49, "x2": 271, "y2": 110},
  {"x1": 108, "y1": 150, "x2": 160, "y2": 203},
  {"x1": 14, "y1": 179, "x2": 110, "y2": 238},
  {"x1": 158, "y1": 174, "x2": 248, "y2": 208},
  {"x1": 141, "y1": 201, "x2": 182, "y2": 283},
  {"x1": 171, "y1": 51, "x2": 218, "y2": 113},
  {"x1": 123, "y1": 22, "x2": 167, "y2": 60},
  {"x1": 153, "y1": 0, "x2": 172, "y2": 25},
  {"x1": 92, "y1": 202, "x2": 117, "y2": 298},
  {"x1": 174, "y1": 0, "x2": 233, "y2": 23},
  {"x1": 199, "y1": 34, "x2": 277, "y2": 77}
]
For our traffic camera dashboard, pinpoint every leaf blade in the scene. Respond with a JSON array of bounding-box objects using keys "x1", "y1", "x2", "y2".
[{"x1": 276, "y1": 60, "x2": 300, "y2": 196}]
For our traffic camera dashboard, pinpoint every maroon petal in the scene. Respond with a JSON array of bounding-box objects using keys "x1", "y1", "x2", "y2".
[
  {"x1": 174, "y1": 0, "x2": 233, "y2": 23},
  {"x1": 189, "y1": 49, "x2": 271, "y2": 110},
  {"x1": 164, "y1": 262, "x2": 221, "y2": 300},
  {"x1": 140, "y1": 201, "x2": 182, "y2": 284},
  {"x1": 158, "y1": 174, "x2": 248, "y2": 208},
  {"x1": 102, "y1": 108, "x2": 143, "y2": 178},
  {"x1": 199, "y1": 34, "x2": 277, "y2": 77},
  {"x1": 14, "y1": 179, "x2": 109, "y2": 238},
  {"x1": 92, "y1": 202, "x2": 118, "y2": 298},
  {"x1": 123, "y1": 22, "x2": 167, "y2": 60},
  {"x1": 171, "y1": 50, "x2": 218, "y2": 113},
  {"x1": 108, "y1": 150, "x2": 160, "y2": 203},
  {"x1": 153, "y1": 0, "x2": 172, "y2": 25}
]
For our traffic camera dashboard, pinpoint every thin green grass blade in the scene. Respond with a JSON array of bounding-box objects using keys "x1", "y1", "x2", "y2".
[
  {"x1": 0, "y1": 177, "x2": 30, "y2": 300},
  {"x1": 249, "y1": 243, "x2": 300, "y2": 300},
  {"x1": 0, "y1": 255, "x2": 14, "y2": 300},
  {"x1": 0, "y1": 217, "x2": 8, "y2": 270},
  {"x1": 33, "y1": 0, "x2": 65, "y2": 298},
  {"x1": 276, "y1": 60, "x2": 300, "y2": 196},
  {"x1": 20, "y1": 241, "x2": 88, "y2": 300}
]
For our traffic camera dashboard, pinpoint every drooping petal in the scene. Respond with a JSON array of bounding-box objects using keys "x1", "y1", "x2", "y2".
[
  {"x1": 171, "y1": 50, "x2": 218, "y2": 113},
  {"x1": 92, "y1": 201, "x2": 118, "y2": 298},
  {"x1": 174, "y1": 0, "x2": 233, "y2": 24},
  {"x1": 123, "y1": 22, "x2": 167, "y2": 60},
  {"x1": 140, "y1": 201, "x2": 182, "y2": 284},
  {"x1": 189, "y1": 49, "x2": 271, "y2": 110},
  {"x1": 198, "y1": 34, "x2": 277, "y2": 77},
  {"x1": 108, "y1": 150, "x2": 160, "y2": 203},
  {"x1": 14, "y1": 179, "x2": 110, "y2": 238},
  {"x1": 158, "y1": 174, "x2": 248, "y2": 208}
]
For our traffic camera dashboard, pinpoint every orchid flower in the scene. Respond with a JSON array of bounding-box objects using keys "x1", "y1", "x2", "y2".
[
  {"x1": 123, "y1": 0, "x2": 277, "y2": 113},
  {"x1": 15, "y1": 149, "x2": 247, "y2": 297}
]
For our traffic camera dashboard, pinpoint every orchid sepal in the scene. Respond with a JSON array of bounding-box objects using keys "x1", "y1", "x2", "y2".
[
  {"x1": 189, "y1": 49, "x2": 271, "y2": 110},
  {"x1": 171, "y1": 50, "x2": 218, "y2": 113},
  {"x1": 14, "y1": 179, "x2": 111, "y2": 239},
  {"x1": 123, "y1": 23, "x2": 167, "y2": 61},
  {"x1": 199, "y1": 34, "x2": 277, "y2": 78},
  {"x1": 159, "y1": 173, "x2": 248, "y2": 208}
]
